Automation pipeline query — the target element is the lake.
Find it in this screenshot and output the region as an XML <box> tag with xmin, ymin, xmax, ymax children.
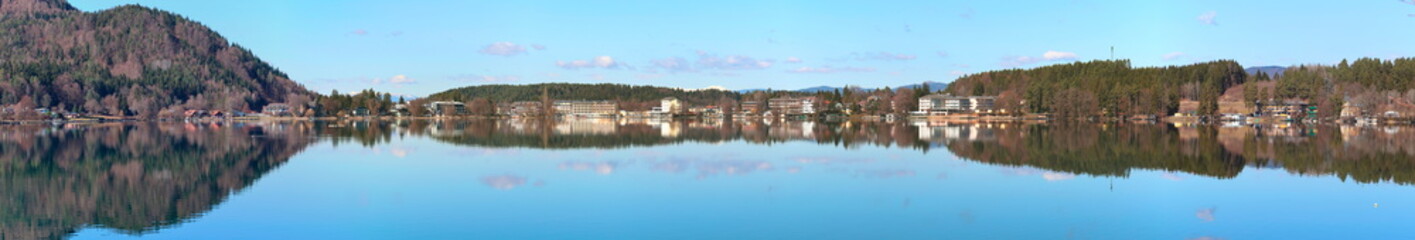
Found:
<box><xmin>3</xmin><ymin>119</ymin><xmax>1414</xmax><ymax>239</ymax></box>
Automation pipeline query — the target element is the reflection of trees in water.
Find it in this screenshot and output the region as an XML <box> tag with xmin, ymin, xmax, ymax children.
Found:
<box><xmin>945</xmin><ymin>123</ymin><xmax>1415</xmax><ymax>185</ymax></box>
<box><xmin>0</xmin><ymin>122</ymin><xmax>316</xmax><ymax>239</ymax></box>
<box><xmin>367</xmin><ymin>119</ymin><xmax>1415</xmax><ymax>185</ymax></box>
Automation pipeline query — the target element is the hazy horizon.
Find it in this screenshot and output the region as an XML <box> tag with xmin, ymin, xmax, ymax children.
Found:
<box><xmin>66</xmin><ymin>0</ymin><xmax>1415</xmax><ymax>97</ymax></box>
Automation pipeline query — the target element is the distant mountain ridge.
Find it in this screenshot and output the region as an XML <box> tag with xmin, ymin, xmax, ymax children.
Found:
<box><xmin>0</xmin><ymin>0</ymin><xmax>313</xmax><ymax>118</ymax></box>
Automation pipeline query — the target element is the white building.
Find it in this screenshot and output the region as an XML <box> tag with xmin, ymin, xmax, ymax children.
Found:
<box><xmin>917</xmin><ymin>94</ymin><xmax>996</xmax><ymax>114</ymax></box>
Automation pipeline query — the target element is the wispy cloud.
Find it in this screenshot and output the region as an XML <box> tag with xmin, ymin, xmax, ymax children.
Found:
<box><xmin>936</xmin><ymin>51</ymin><xmax>950</xmax><ymax>58</ymax></box>
<box><xmin>999</xmin><ymin>56</ymin><xmax>1041</xmax><ymax>67</ymax></box>
<box><xmin>785</xmin><ymin>57</ymin><xmax>803</xmax><ymax>63</ymax></box>
<box><xmin>1197</xmin><ymin>11</ymin><xmax>1218</xmax><ymax>25</ymax></box>
<box><xmin>696</xmin><ymin>52</ymin><xmax>774</xmax><ymax>70</ymax></box>
<box><xmin>531</xmin><ymin>44</ymin><xmax>547</xmax><ymax>51</ymax></box>
<box><xmin>651</xmin><ymin>57</ymin><xmax>693</xmax><ymax>72</ymax></box>
<box><xmin>650</xmin><ymin>52</ymin><xmax>775</xmax><ymax>73</ymax></box>
<box><xmin>787</xmin><ymin>66</ymin><xmax>876</xmax><ymax>74</ymax></box>
<box><xmin>349</xmin><ymin>29</ymin><xmax>369</xmax><ymax>36</ymax></box>
<box><xmin>370</xmin><ymin>75</ymin><xmax>416</xmax><ymax>85</ymax></box>
<box><xmin>480</xmin><ymin>42</ymin><xmax>529</xmax><ymax>56</ymax></box>
<box><xmin>999</xmin><ymin>51</ymin><xmax>1078</xmax><ymax>67</ymax></box>
<box><xmin>1162</xmin><ymin>52</ymin><xmax>1188</xmax><ymax>61</ymax></box>
<box><xmin>853</xmin><ymin>52</ymin><xmax>917</xmax><ymax>61</ymax></box>
<box><xmin>556</xmin><ymin>56</ymin><xmax>624</xmax><ymax>70</ymax></box>
<box><xmin>449</xmin><ymin>74</ymin><xmax>521</xmax><ymax>83</ymax></box>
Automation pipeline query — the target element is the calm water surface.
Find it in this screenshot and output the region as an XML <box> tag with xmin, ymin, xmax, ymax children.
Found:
<box><xmin>3</xmin><ymin>119</ymin><xmax>1415</xmax><ymax>239</ymax></box>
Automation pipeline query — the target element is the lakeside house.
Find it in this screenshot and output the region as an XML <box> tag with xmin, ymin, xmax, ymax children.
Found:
<box><xmin>263</xmin><ymin>103</ymin><xmax>293</xmax><ymax>117</ymax></box>
<box><xmin>769</xmin><ymin>97</ymin><xmax>818</xmax><ymax>116</ymax></box>
<box><xmin>501</xmin><ymin>101</ymin><xmax>544</xmax><ymax>117</ymax></box>
<box><xmin>1260</xmin><ymin>100</ymin><xmax>1312</xmax><ymax>120</ymax></box>
<box><xmin>1174</xmin><ymin>100</ymin><xmax>1200</xmax><ymax>117</ymax></box>
<box><xmin>554</xmin><ymin>100</ymin><xmax>618</xmax><ymax>118</ymax></box>
<box><xmin>428</xmin><ymin>101</ymin><xmax>467</xmax><ymax>117</ymax></box>
<box><xmin>740</xmin><ymin>101</ymin><xmax>763</xmax><ymax>115</ymax></box>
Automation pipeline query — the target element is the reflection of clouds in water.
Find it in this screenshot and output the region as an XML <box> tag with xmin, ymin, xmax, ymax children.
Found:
<box><xmin>792</xmin><ymin>156</ymin><xmax>875</xmax><ymax>165</ymax></box>
<box><xmin>389</xmin><ymin>146</ymin><xmax>413</xmax><ymax>158</ymax></box>
<box><xmin>480</xmin><ymin>175</ymin><xmax>528</xmax><ymax>190</ymax></box>
<box><xmin>1188</xmin><ymin>237</ymin><xmax>1225</xmax><ymax>240</ymax></box>
<box><xmin>958</xmin><ymin>210</ymin><xmax>975</xmax><ymax>224</ymax></box>
<box><xmin>786</xmin><ymin>166</ymin><xmax>802</xmax><ymax>174</ymax></box>
<box><xmin>650</xmin><ymin>157</ymin><xmax>774</xmax><ymax>178</ymax></box>
<box><xmin>1195</xmin><ymin>207</ymin><xmax>1216</xmax><ymax>222</ymax></box>
<box><xmin>1002</xmin><ymin>167</ymin><xmax>1077</xmax><ymax>181</ymax></box>
<box><xmin>696</xmin><ymin>160</ymin><xmax>773</xmax><ymax>178</ymax></box>
<box><xmin>936</xmin><ymin>172</ymin><xmax>948</xmax><ymax>179</ymax></box>
<box><xmin>1042</xmin><ymin>172</ymin><xmax>1075</xmax><ymax>181</ymax></box>
<box><xmin>449</xmin><ymin>148</ymin><xmax>522</xmax><ymax>157</ymax></box>
<box><xmin>1162</xmin><ymin>172</ymin><xmax>1185</xmax><ymax>181</ymax></box>
<box><xmin>854</xmin><ymin>169</ymin><xmax>916</xmax><ymax>178</ymax></box>
<box><xmin>635</xmin><ymin>150</ymin><xmax>666</xmax><ymax>160</ymax></box>
<box><xmin>559</xmin><ymin>161</ymin><xmax>621</xmax><ymax>175</ymax></box>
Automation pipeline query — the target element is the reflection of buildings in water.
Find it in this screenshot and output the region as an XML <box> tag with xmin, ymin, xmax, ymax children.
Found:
<box><xmin>767</xmin><ymin>120</ymin><xmax>816</xmax><ymax>139</ymax></box>
<box><xmin>555</xmin><ymin>118</ymin><xmax>617</xmax><ymax>135</ymax></box>
<box><xmin>913</xmin><ymin>121</ymin><xmax>997</xmax><ymax>142</ymax></box>
<box><xmin>425</xmin><ymin>119</ymin><xmax>466</xmax><ymax>137</ymax></box>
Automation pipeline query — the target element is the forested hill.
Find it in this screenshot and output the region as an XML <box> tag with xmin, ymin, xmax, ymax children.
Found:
<box><xmin>428</xmin><ymin>83</ymin><xmax>741</xmax><ymax>107</ymax></box>
<box><xmin>0</xmin><ymin>0</ymin><xmax>313</xmax><ymax>118</ymax></box>
<box><xmin>944</xmin><ymin>60</ymin><xmax>1247</xmax><ymax>117</ymax></box>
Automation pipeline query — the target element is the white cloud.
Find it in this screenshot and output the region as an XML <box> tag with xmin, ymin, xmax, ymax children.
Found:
<box><xmin>1162</xmin><ymin>52</ymin><xmax>1188</xmax><ymax>61</ymax></box>
<box><xmin>787</xmin><ymin>66</ymin><xmax>876</xmax><ymax>74</ymax></box>
<box><xmin>999</xmin><ymin>51</ymin><xmax>1078</xmax><ymax>67</ymax></box>
<box><xmin>1043</xmin><ymin>51</ymin><xmax>1078</xmax><ymax>61</ymax></box>
<box><xmin>350</xmin><ymin>29</ymin><xmax>368</xmax><ymax>36</ymax></box>
<box><xmin>556</xmin><ymin>56</ymin><xmax>623</xmax><ymax>70</ymax></box>
<box><xmin>785</xmin><ymin>57</ymin><xmax>802</xmax><ymax>63</ymax></box>
<box><xmin>388</xmin><ymin>75</ymin><xmax>414</xmax><ymax>84</ymax></box>
<box><xmin>531</xmin><ymin>44</ymin><xmax>547</xmax><ymax>50</ymax></box>
<box><xmin>480</xmin><ymin>42</ymin><xmax>528</xmax><ymax>56</ymax></box>
<box><xmin>1197</xmin><ymin>11</ymin><xmax>1218</xmax><ymax>25</ymax></box>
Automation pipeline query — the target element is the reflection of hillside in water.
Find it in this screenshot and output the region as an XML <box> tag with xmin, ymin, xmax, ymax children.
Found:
<box><xmin>936</xmin><ymin>122</ymin><xmax>1415</xmax><ymax>185</ymax></box>
<box><xmin>0</xmin><ymin>122</ymin><xmax>317</xmax><ymax>239</ymax></box>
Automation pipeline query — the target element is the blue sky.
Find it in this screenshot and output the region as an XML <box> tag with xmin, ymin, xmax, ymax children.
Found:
<box><xmin>69</xmin><ymin>0</ymin><xmax>1415</xmax><ymax>97</ymax></box>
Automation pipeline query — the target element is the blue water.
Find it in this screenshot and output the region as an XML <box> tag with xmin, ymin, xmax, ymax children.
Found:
<box><xmin>60</xmin><ymin>123</ymin><xmax>1415</xmax><ymax>239</ymax></box>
